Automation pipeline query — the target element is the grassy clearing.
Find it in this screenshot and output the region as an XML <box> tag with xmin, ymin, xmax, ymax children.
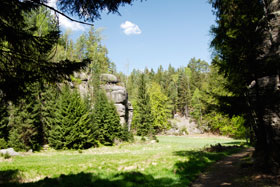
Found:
<box><xmin>0</xmin><ymin>135</ymin><xmax>244</xmax><ymax>186</ymax></box>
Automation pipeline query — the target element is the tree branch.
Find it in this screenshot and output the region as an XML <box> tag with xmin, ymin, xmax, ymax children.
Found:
<box><xmin>30</xmin><ymin>0</ymin><xmax>94</xmax><ymax>26</ymax></box>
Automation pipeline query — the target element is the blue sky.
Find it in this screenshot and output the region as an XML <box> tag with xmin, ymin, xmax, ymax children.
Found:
<box><xmin>49</xmin><ymin>0</ymin><xmax>216</xmax><ymax>73</ymax></box>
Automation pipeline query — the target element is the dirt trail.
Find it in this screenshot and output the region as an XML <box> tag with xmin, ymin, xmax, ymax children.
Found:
<box><xmin>191</xmin><ymin>148</ymin><xmax>254</xmax><ymax>187</ymax></box>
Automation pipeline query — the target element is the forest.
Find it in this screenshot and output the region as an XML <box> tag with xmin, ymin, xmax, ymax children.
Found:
<box><xmin>0</xmin><ymin>0</ymin><xmax>280</xmax><ymax>185</ymax></box>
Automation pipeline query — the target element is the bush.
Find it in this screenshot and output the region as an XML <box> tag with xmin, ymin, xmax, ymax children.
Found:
<box><xmin>2</xmin><ymin>152</ymin><xmax>11</xmax><ymax>159</ymax></box>
<box><xmin>0</xmin><ymin>138</ymin><xmax>7</xmax><ymax>149</ymax></box>
<box><xmin>206</xmin><ymin>112</ymin><xmax>249</xmax><ymax>139</ymax></box>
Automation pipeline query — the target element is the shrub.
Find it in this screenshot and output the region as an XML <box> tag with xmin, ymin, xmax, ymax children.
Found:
<box><xmin>0</xmin><ymin>138</ymin><xmax>7</xmax><ymax>149</ymax></box>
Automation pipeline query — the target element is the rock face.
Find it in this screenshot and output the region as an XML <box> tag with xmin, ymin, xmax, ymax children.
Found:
<box><xmin>73</xmin><ymin>71</ymin><xmax>92</xmax><ymax>97</ymax></box>
<box><xmin>259</xmin><ymin>0</ymin><xmax>280</xmax><ymax>61</ymax></box>
<box><xmin>71</xmin><ymin>71</ymin><xmax>133</xmax><ymax>130</ymax></box>
<box><xmin>101</xmin><ymin>74</ymin><xmax>133</xmax><ymax>129</ymax></box>
<box><xmin>167</xmin><ymin>115</ymin><xmax>203</xmax><ymax>135</ymax></box>
<box><xmin>248</xmin><ymin>75</ymin><xmax>280</xmax><ymax>172</ymax></box>
<box><xmin>0</xmin><ymin>148</ymin><xmax>20</xmax><ymax>156</ymax></box>
<box><xmin>248</xmin><ymin>0</ymin><xmax>280</xmax><ymax>173</ymax></box>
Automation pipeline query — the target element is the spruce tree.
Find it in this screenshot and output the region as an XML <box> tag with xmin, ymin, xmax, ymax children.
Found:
<box><xmin>49</xmin><ymin>86</ymin><xmax>91</xmax><ymax>149</ymax></box>
<box><xmin>191</xmin><ymin>88</ymin><xmax>203</xmax><ymax>125</ymax></box>
<box><xmin>148</xmin><ymin>82</ymin><xmax>171</xmax><ymax>133</ymax></box>
<box><xmin>133</xmin><ymin>74</ymin><xmax>154</xmax><ymax>137</ymax></box>
<box><xmin>8</xmin><ymin>84</ymin><xmax>43</xmax><ymax>151</ymax></box>
<box><xmin>0</xmin><ymin>100</ymin><xmax>9</xmax><ymax>149</ymax></box>
<box><xmin>91</xmin><ymin>91</ymin><xmax>122</xmax><ymax>146</ymax></box>
<box><xmin>177</xmin><ymin>70</ymin><xmax>189</xmax><ymax>115</ymax></box>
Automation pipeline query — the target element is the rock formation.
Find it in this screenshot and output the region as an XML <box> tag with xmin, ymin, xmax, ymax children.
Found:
<box><xmin>248</xmin><ymin>75</ymin><xmax>280</xmax><ymax>173</ymax></box>
<box><xmin>248</xmin><ymin>0</ymin><xmax>280</xmax><ymax>173</ymax></box>
<box><xmin>101</xmin><ymin>74</ymin><xmax>133</xmax><ymax>130</ymax></box>
<box><xmin>71</xmin><ymin>72</ymin><xmax>133</xmax><ymax>130</ymax></box>
<box><xmin>167</xmin><ymin>115</ymin><xmax>203</xmax><ymax>135</ymax></box>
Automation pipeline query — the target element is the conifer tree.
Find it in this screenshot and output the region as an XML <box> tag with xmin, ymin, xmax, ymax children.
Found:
<box><xmin>91</xmin><ymin>90</ymin><xmax>122</xmax><ymax>146</ymax></box>
<box><xmin>191</xmin><ymin>88</ymin><xmax>203</xmax><ymax>125</ymax></box>
<box><xmin>148</xmin><ymin>82</ymin><xmax>171</xmax><ymax>133</ymax></box>
<box><xmin>8</xmin><ymin>84</ymin><xmax>43</xmax><ymax>151</ymax></box>
<box><xmin>40</xmin><ymin>85</ymin><xmax>58</xmax><ymax>144</ymax></box>
<box><xmin>0</xmin><ymin>100</ymin><xmax>9</xmax><ymax>148</ymax></box>
<box><xmin>48</xmin><ymin>86</ymin><xmax>91</xmax><ymax>149</ymax></box>
<box><xmin>177</xmin><ymin>69</ymin><xmax>189</xmax><ymax>115</ymax></box>
<box><xmin>133</xmin><ymin>74</ymin><xmax>154</xmax><ymax>137</ymax></box>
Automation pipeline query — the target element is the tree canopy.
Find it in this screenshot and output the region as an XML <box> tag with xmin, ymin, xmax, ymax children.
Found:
<box><xmin>0</xmin><ymin>0</ymin><xmax>135</xmax><ymax>101</ymax></box>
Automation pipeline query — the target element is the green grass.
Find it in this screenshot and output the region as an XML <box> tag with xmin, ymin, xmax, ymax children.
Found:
<box><xmin>0</xmin><ymin>136</ymin><xmax>244</xmax><ymax>186</ymax></box>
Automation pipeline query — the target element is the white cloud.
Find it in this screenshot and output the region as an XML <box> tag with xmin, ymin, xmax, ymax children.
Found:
<box><xmin>120</xmin><ymin>21</ymin><xmax>142</xmax><ymax>35</ymax></box>
<box><xmin>47</xmin><ymin>0</ymin><xmax>85</xmax><ymax>31</ymax></box>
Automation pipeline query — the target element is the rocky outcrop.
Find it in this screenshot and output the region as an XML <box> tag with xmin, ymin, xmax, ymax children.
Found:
<box><xmin>166</xmin><ymin>115</ymin><xmax>203</xmax><ymax>135</ymax></box>
<box><xmin>248</xmin><ymin>0</ymin><xmax>280</xmax><ymax>173</ymax></box>
<box><xmin>259</xmin><ymin>0</ymin><xmax>280</xmax><ymax>61</ymax></box>
<box><xmin>72</xmin><ymin>71</ymin><xmax>92</xmax><ymax>97</ymax></box>
<box><xmin>0</xmin><ymin>148</ymin><xmax>20</xmax><ymax>156</ymax></box>
<box><xmin>71</xmin><ymin>71</ymin><xmax>133</xmax><ymax>130</ymax></box>
<box><xmin>101</xmin><ymin>74</ymin><xmax>133</xmax><ymax>129</ymax></box>
<box><xmin>248</xmin><ymin>75</ymin><xmax>280</xmax><ymax>173</ymax></box>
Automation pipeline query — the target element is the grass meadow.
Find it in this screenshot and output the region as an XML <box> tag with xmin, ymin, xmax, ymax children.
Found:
<box><xmin>0</xmin><ymin>135</ymin><xmax>243</xmax><ymax>186</ymax></box>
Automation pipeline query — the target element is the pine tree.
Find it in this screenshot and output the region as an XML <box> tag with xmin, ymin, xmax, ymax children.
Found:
<box><xmin>91</xmin><ymin>91</ymin><xmax>122</xmax><ymax>146</ymax></box>
<box><xmin>133</xmin><ymin>74</ymin><xmax>154</xmax><ymax>137</ymax></box>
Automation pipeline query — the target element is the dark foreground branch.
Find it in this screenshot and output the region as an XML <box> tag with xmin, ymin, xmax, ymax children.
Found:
<box><xmin>30</xmin><ymin>0</ymin><xmax>94</xmax><ymax>26</ymax></box>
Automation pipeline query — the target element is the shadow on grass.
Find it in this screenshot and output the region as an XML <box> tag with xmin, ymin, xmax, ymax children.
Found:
<box><xmin>173</xmin><ymin>146</ymin><xmax>243</xmax><ymax>184</ymax></box>
<box><xmin>0</xmin><ymin>169</ymin><xmax>20</xmax><ymax>184</ymax></box>
<box><xmin>222</xmin><ymin>141</ymin><xmax>244</xmax><ymax>145</ymax></box>
<box><xmin>3</xmin><ymin>172</ymin><xmax>174</xmax><ymax>187</ymax></box>
<box><xmin>1</xmin><ymin>147</ymin><xmax>243</xmax><ymax>187</ymax></box>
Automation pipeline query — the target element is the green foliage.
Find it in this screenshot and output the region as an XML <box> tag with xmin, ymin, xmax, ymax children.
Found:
<box><xmin>0</xmin><ymin>1</ymin><xmax>89</xmax><ymax>102</ymax></box>
<box><xmin>205</xmin><ymin>113</ymin><xmax>248</xmax><ymax>139</ymax></box>
<box><xmin>133</xmin><ymin>74</ymin><xmax>155</xmax><ymax>137</ymax></box>
<box><xmin>8</xmin><ymin>84</ymin><xmax>43</xmax><ymax>151</ymax></box>
<box><xmin>148</xmin><ymin>82</ymin><xmax>171</xmax><ymax>132</ymax></box>
<box><xmin>40</xmin><ymin>85</ymin><xmax>58</xmax><ymax>144</ymax></box>
<box><xmin>48</xmin><ymin>86</ymin><xmax>91</xmax><ymax>149</ymax></box>
<box><xmin>0</xmin><ymin>152</ymin><xmax>11</xmax><ymax>159</ymax></box>
<box><xmin>91</xmin><ymin>91</ymin><xmax>123</xmax><ymax>146</ymax></box>
<box><xmin>177</xmin><ymin>69</ymin><xmax>190</xmax><ymax>115</ymax></box>
<box><xmin>0</xmin><ymin>100</ymin><xmax>9</xmax><ymax>142</ymax></box>
<box><xmin>0</xmin><ymin>138</ymin><xmax>8</xmax><ymax>149</ymax></box>
<box><xmin>191</xmin><ymin>88</ymin><xmax>203</xmax><ymax>125</ymax></box>
<box><xmin>210</xmin><ymin>0</ymin><xmax>265</xmax><ymax>96</ymax></box>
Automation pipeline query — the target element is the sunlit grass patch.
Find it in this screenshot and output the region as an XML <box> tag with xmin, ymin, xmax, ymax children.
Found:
<box><xmin>0</xmin><ymin>135</ymin><xmax>244</xmax><ymax>186</ymax></box>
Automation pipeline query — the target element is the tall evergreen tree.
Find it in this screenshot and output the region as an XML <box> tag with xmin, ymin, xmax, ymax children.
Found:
<box><xmin>133</xmin><ymin>74</ymin><xmax>154</xmax><ymax>137</ymax></box>
<box><xmin>0</xmin><ymin>99</ymin><xmax>9</xmax><ymax>148</ymax></box>
<box><xmin>177</xmin><ymin>69</ymin><xmax>189</xmax><ymax>115</ymax></box>
<box><xmin>191</xmin><ymin>88</ymin><xmax>203</xmax><ymax>125</ymax></box>
<box><xmin>91</xmin><ymin>91</ymin><xmax>122</xmax><ymax>146</ymax></box>
<box><xmin>8</xmin><ymin>84</ymin><xmax>43</xmax><ymax>151</ymax></box>
<box><xmin>48</xmin><ymin>86</ymin><xmax>91</xmax><ymax>149</ymax></box>
<box><xmin>40</xmin><ymin>85</ymin><xmax>58</xmax><ymax>144</ymax></box>
<box><xmin>148</xmin><ymin>82</ymin><xmax>171</xmax><ymax>132</ymax></box>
